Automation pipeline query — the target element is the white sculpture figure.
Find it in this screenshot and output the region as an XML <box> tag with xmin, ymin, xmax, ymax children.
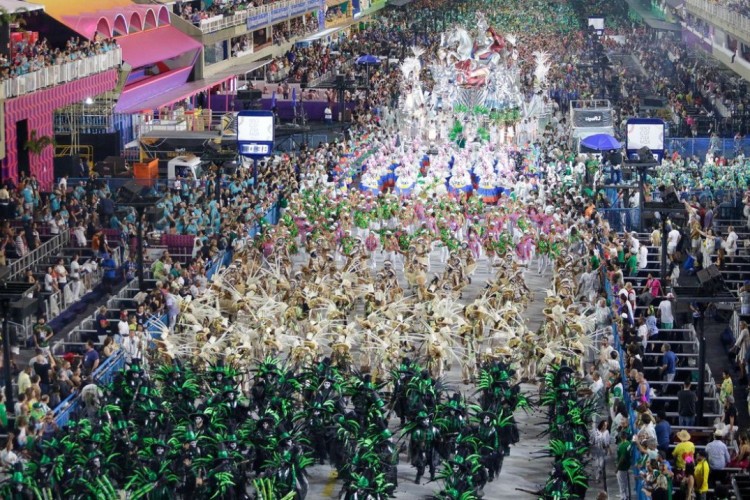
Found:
<box><xmin>401</xmin><ymin>47</ymin><xmax>426</xmax><ymax>115</ymax></box>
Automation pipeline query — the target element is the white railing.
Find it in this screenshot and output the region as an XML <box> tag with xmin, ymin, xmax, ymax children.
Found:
<box><xmin>198</xmin><ymin>0</ymin><xmax>309</xmax><ymax>34</ymax></box>
<box><xmin>8</xmin><ymin>231</ymin><xmax>71</xmax><ymax>280</ymax></box>
<box><xmin>3</xmin><ymin>47</ymin><xmax>122</xmax><ymax>99</ymax></box>
<box><xmin>686</xmin><ymin>0</ymin><xmax>750</xmax><ymax>38</ymax></box>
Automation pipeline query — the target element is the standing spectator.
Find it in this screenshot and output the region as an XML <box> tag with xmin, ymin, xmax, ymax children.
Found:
<box><xmin>667</xmin><ymin>225</ymin><xmax>681</xmax><ymax>256</ymax></box>
<box><xmin>694</xmin><ymin>451</ymin><xmax>710</xmax><ymax>500</ymax></box>
<box><xmin>658</xmin><ymin>293</ymin><xmax>674</xmax><ymax>330</ymax></box>
<box><xmin>635</xmin><ymin>371</ymin><xmax>651</xmax><ymax>407</ymax></box>
<box><xmin>32</xmin><ymin>317</ymin><xmax>53</xmax><ymax>355</ymax></box>
<box><xmin>659</xmin><ymin>343</ymin><xmax>677</xmax><ymax>384</ymax></box>
<box><xmin>637</xmin><ymin>243</ymin><xmax>648</xmax><ymax>271</ymax></box>
<box><xmin>30</xmin><ymin>349</ymin><xmax>53</xmax><ymax>395</ymax></box>
<box><xmin>94</xmin><ymin>306</ymin><xmax>108</xmax><ymax>344</ymax></box>
<box><xmin>121</xmin><ymin>329</ymin><xmax>143</xmax><ymax>367</ymax></box>
<box><xmin>654</xmin><ymin>412</ymin><xmax>671</xmax><ymax>455</ymax></box>
<box><xmin>730</xmin><ymin>320</ymin><xmax>750</xmax><ymax>382</ymax></box>
<box><xmin>723</xmin><ymin>395</ymin><xmax>738</xmax><ymax>437</ymax></box>
<box><xmin>616</xmin><ymin>431</ymin><xmax>632</xmax><ymax>500</ymax></box>
<box><xmin>739</xmin><ymin>280</ymin><xmax>750</xmax><ymax>315</ymax></box>
<box><xmin>324</xmin><ymin>104</ymin><xmax>333</xmax><ymax>124</ymax></box>
<box><xmin>690</xmin><ymin>301</ymin><xmax>704</xmax><ymax>335</ymax></box>
<box><xmin>43</xmin><ymin>266</ymin><xmax>58</xmax><ymax>294</ymax></box>
<box><xmin>724</xmin><ymin>225</ymin><xmax>738</xmax><ymax>256</ymax></box>
<box><xmin>678</xmin><ymin>380</ymin><xmax>697</xmax><ymax>426</ymax></box>
<box><xmin>16</xmin><ymin>366</ymin><xmax>32</xmax><ymax>398</ymax></box>
<box><xmin>672</xmin><ymin>429</ymin><xmax>695</xmax><ymax>471</ymax></box>
<box><xmin>591</xmin><ymin>419</ymin><xmax>610</xmax><ymax>484</ymax></box>
<box><xmin>718</xmin><ymin>370</ymin><xmax>734</xmax><ymax>407</ymax></box>
<box><xmin>82</xmin><ymin>341</ymin><xmax>99</xmax><ymax>376</ymax></box>
<box><xmin>69</xmin><ymin>254</ymin><xmax>81</xmax><ymax>302</ymax></box>
<box><xmin>705</xmin><ymin>431</ymin><xmax>731</xmax><ymax>486</ymax></box>
<box><xmin>165</xmin><ymin>292</ymin><xmax>179</xmax><ymax>331</ymax></box>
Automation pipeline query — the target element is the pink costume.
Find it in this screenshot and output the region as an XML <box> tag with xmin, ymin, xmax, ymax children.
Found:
<box><xmin>516</xmin><ymin>235</ymin><xmax>534</xmax><ymax>262</ymax></box>
<box><xmin>365</xmin><ymin>232</ymin><xmax>379</xmax><ymax>253</ymax></box>
<box><xmin>468</xmin><ymin>233</ymin><xmax>481</xmax><ymax>260</ymax></box>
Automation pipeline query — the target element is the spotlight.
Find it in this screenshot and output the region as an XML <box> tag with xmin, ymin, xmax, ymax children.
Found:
<box><xmin>84</xmin><ymin>97</ymin><xmax>94</xmax><ymax>105</ymax></box>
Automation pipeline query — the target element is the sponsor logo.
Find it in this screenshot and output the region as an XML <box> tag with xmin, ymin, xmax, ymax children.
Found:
<box><xmin>584</xmin><ymin>115</ymin><xmax>602</xmax><ymax>122</ymax></box>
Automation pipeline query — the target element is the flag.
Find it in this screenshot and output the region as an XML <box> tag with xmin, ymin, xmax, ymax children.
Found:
<box><xmin>271</xmin><ymin>91</ymin><xmax>277</xmax><ymax>108</ymax></box>
<box><xmin>292</xmin><ymin>87</ymin><xmax>297</xmax><ymax>106</ymax></box>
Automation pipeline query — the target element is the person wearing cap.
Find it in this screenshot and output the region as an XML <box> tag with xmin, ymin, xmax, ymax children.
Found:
<box><xmin>658</xmin><ymin>293</ymin><xmax>674</xmax><ymax>330</ymax></box>
<box><xmin>672</xmin><ymin>429</ymin><xmax>695</xmax><ymax>471</ymax></box>
<box><xmin>705</xmin><ymin>431</ymin><xmax>730</xmax><ymax>484</ymax></box>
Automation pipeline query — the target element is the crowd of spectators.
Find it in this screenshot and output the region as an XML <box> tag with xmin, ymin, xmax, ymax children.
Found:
<box><xmin>0</xmin><ymin>35</ymin><xmax>118</xmax><ymax>80</ymax></box>
<box><xmin>721</xmin><ymin>0</ymin><xmax>750</xmax><ymax>19</ymax></box>
<box><xmin>272</xmin><ymin>17</ymin><xmax>319</xmax><ymax>46</ymax></box>
<box><xmin>178</xmin><ymin>0</ymin><xmax>288</xmax><ymax>26</ymax></box>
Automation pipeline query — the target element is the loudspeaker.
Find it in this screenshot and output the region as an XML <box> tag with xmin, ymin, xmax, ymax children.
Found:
<box><xmin>706</xmin><ymin>264</ymin><xmax>722</xmax><ymax>280</ymax></box>
<box><xmin>106</xmin><ymin>156</ymin><xmax>128</xmax><ymax>176</ymax></box>
<box><xmin>119</xmin><ymin>181</ymin><xmax>144</xmax><ymax>203</ymax></box>
<box><xmin>697</xmin><ymin>265</ymin><xmax>724</xmax><ymax>293</ymax></box>
<box><xmin>643</xmin><ymin>96</ymin><xmax>664</xmax><ymax>107</ymax></box>
<box><xmin>10</xmin><ymin>297</ymin><xmax>37</xmax><ymax>323</ymax></box>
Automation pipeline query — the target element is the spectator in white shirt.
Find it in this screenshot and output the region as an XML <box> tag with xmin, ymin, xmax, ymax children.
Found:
<box><xmin>659</xmin><ymin>293</ymin><xmax>675</xmax><ymax>329</ymax></box>
<box><xmin>667</xmin><ymin>227</ymin><xmax>681</xmax><ymax>256</ymax></box>
<box><xmin>48</xmin><ymin>216</ymin><xmax>59</xmax><ymax>235</ymax></box>
<box><xmin>121</xmin><ymin>329</ymin><xmax>143</xmax><ymax>365</ymax></box>
<box><xmin>54</xmin><ymin>258</ymin><xmax>68</xmax><ymax>289</ymax></box>
<box><xmin>638</xmin><ymin>245</ymin><xmax>649</xmax><ymax>270</ymax></box>
<box><xmin>117</xmin><ymin>316</ymin><xmax>130</xmax><ymax>339</ymax></box>
<box><xmin>69</xmin><ymin>254</ymin><xmax>81</xmax><ymax>293</ymax></box>
<box><xmin>629</xmin><ymin>231</ymin><xmax>641</xmax><ymax>255</ymax></box>
<box><xmin>73</xmin><ymin>224</ymin><xmax>87</xmax><ymax>247</ymax></box>
<box><xmin>724</xmin><ymin>225</ymin><xmax>738</xmax><ymax>256</ymax></box>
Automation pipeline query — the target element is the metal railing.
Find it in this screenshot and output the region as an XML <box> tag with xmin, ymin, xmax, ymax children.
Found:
<box><xmin>8</xmin><ymin>231</ymin><xmax>70</xmax><ymax>280</ymax></box>
<box><xmin>198</xmin><ymin>0</ymin><xmax>311</xmax><ymax>34</ymax></box>
<box><xmin>3</xmin><ymin>48</ymin><xmax>122</xmax><ymax>99</ymax></box>
<box><xmin>53</xmin><ymin>350</ymin><xmax>126</xmax><ymax>428</ymax></box>
<box><xmin>305</xmin><ymin>58</ymin><xmax>355</xmax><ymax>87</ymax></box>
<box><xmin>598</xmin><ymin>207</ymin><xmax>642</xmax><ymax>233</ymax></box>
<box><xmin>686</xmin><ymin>0</ymin><xmax>750</xmax><ymax>38</ymax></box>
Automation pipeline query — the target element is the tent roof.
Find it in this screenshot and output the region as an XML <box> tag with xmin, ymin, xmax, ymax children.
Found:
<box><xmin>116</xmin><ymin>74</ymin><xmax>234</xmax><ymax>113</ymax></box>
<box><xmin>116</xmin><ymin>25</ymin><xmax>202</xmax><ymax>69</ymax></box>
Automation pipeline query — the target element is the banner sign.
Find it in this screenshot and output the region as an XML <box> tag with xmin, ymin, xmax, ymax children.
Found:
<box><xmin>270</xmin><ymin>5</ymin><xmax>290</xmax><ymax>23</ymax></box>
<box><xmin>247</xmin><ymin>12</ymin><xmax>270</xmax><ymax>31</ymax></box>
<box><xmin>572</xmin><ymin>109</ymin><xmax>613</xmax><ymax>128</ymax></box>
<box><xmin>291</xmin><ymin>2</ymin><xmax>308</xmax><ymax>16</ymax></box>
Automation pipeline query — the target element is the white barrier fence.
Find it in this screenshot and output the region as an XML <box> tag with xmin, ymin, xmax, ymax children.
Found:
<box><xmin>3</xmin><ymin>48</ymin><xmax>122</xmax><ymax>99</ymax></box>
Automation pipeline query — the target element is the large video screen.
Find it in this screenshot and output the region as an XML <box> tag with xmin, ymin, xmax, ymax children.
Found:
<box><xmin>237</xmin><ymin>114</ymin><xmax>274</xmax><ymax>143</ymax></box>
<box><xmin>626</xmin><ymin>122</ymin><xmax>665</xmax><ymax>151</ymax></box>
